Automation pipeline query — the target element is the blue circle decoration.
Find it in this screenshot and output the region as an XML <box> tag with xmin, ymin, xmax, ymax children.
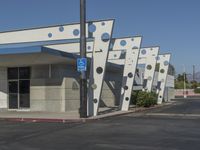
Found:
<box><xmin>164</xmin><ymin>61</ymin><xmax>169</xmax><ymax>66</ymax></box>
<box><xmin>48</xmin><ymin>33</ymin><xmax>52</xmax><ymax>38</ymax></box>
<box><xmin>120</xmin><ymin>40</ymin><xmax>127</xmax><ymax>47</ymax></box>
<box><xmin>88</xmin><ymin>24</ymin><xmax>96</xmax><ymax>33</ymax></box>
<box><xmin>73</xmin><ymin>29</ymin><xmax>80</xmax><ymax>36</ymax></box>
<box><xmin>59</xmin><ymin>26</ymin><xmax>64</xmax><ymax>32</ymax></box>
<box><xmin>101</xmin><ymin>32</ymin><xmax>110</xmax><ymax>42</ymax></box>
<box><xmin>141</xmin><ymin>49</ymin><xmax>146</xmax><ymax>55</ymax></box>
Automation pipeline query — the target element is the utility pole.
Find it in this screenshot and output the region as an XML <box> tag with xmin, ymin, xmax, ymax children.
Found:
<box><xmin>193</xmin><ymin>65</ymin><xmax>195</xmax><ymax>81</ymax></box>
<box><xmin>183</xmin><ymin>65</ymin><xmax>187</xmax><ymax>98</ymax></box>
<box><xmin>80</xmin><ymin>0</ymin><xmax>87</xmax><ymax>118</ymax></box>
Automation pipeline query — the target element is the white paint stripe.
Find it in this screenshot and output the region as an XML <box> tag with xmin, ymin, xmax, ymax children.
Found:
<box><xmin>145</xmin><ymin>113</ymin><xmax>200</xmax><ymax>117</ymax></box>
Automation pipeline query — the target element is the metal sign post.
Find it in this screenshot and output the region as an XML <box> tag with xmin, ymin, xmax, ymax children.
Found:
<box><xmin>79</xmin><ymin>0</ymin><xmax>87</xmax><ymax>118</ymax></box>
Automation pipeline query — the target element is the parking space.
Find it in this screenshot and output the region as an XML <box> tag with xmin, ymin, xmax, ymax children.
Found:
<box><xmin>0</xmin><ymin>99</ymin><xmax>200</xmax><ymax>150</ymax></box>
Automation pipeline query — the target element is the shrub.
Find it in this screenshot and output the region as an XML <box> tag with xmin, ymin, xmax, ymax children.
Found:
<box><xmin>131</xmin><ymin>91</ymin><xmax>139</xmax><ymax>105</ymax></box>
<box><xmin>131</xmin><ymin>91</ymin><xmax>157</xmax><ymax>107</ymax></box>
<box><xmin>194</xmin><ymin>88</ymin><xmax>200</xmax><ymax>93</ymax></box>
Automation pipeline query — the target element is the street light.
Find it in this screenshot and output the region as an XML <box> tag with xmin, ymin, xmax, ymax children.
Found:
<box><xmin>183</xmin><ymin>64</ymin><xmax>187</xmax><ymax>98</ymax></box>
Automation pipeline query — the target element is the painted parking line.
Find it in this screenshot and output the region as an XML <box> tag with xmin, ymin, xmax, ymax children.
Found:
<box><xmin>144</xmin><ymin>113</ymin><xmax>200</xmax><ymax>118</ymax></box>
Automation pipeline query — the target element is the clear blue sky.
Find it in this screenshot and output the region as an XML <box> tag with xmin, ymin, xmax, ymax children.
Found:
<box><xmin>0</xmin><ymin>0</ymin><xmax>199</xmax><ymax>74</ymax></box>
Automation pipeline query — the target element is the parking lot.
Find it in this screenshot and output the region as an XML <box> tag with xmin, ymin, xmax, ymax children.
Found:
<box><xmin>0</xmin><ymin>99</ymin><xmax>200</xmax><ymax>150</ymax></box>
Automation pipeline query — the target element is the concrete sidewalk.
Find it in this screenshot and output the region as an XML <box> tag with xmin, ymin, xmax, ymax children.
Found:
<box><xmin>0</xmin><ymin>110</ymin><xmax>81</xmax><ymax>122</ymax></box>
<box><xmin>0</xmin><ymin>102</ymin><xmax>174</xmax><ymax>123</ymax></box>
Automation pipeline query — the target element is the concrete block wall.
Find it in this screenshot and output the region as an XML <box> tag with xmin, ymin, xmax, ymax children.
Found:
<box><xmin>152</xmin><ymin>72</ymin><xmax>175</xmax><ymax>101</ymax></box>
<box><xmin>0</xmin><ymin>63</ymin><xmax>120</xmax><ymax>112</ymax></box>
<box><xmin>0</xmin><ymin>64</ymin><xmax>119</xmax><ymax>112</ymax></box>
<box><xmin>52</xmin><ymin>64</ymin><xmax>80</xmax><ymax>112</ymax></box>
<box><xmin>0</xmin><ymin>67</ymin><xmax>7</xmax><ymax>109</ymax></box>
<box><xmin>101</xmin><ymin>71</ymin><xmax>122</xmax><ymax>107</ymax></box>
<box><xmin>30</xmin><ymin>64</ymin><xmax>80</xmax><ymax>112</ymax></box>
<box><xmin>30</xmin><ymin>80</ymin><xmax>63</xmax><ymax>112</ymax></box>
<box><xmin>62</xmin><ymin>78</ymin><xmax>80</xmax><ymax>112</ymax></box>
<box><xmin>164</xmin><ymin>87</ymin><xmax>175</xmax><ymax>101</ymax></box>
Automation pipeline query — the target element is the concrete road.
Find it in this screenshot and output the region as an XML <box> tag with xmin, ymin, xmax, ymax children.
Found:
<box><xmin>0</xmin><ymin>99</ymin><xmax>200</xmax><ymax>150</ymax></box>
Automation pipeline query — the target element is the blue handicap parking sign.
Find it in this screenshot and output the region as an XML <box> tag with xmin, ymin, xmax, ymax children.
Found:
<box><xmin>77</xmin><ymin>58</ymin><xmax>87</xmax><ymax>72</ymax></box>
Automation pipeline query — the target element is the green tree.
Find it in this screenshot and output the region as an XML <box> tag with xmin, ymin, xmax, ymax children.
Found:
<box><xmin>191</xmin><ymin>80</ymin><xmax>198</xmax><ymax>89</ymax></box>
<box><xmin>176</xmin><ymin>73</ymin><xmax>188</xmax><ymax>83</ymax></box>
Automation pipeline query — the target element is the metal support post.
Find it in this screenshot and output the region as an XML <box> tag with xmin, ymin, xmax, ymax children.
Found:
<box><xmin>80</xmin><ymin>0</ymin><xmax>87</xmax><ymax>118</ymax></box>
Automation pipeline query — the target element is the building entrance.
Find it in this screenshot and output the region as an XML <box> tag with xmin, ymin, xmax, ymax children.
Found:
<box><xmin>8</xmin><ymin>67</ymin><xmax>30</xmax><ymax>109</ymax></box>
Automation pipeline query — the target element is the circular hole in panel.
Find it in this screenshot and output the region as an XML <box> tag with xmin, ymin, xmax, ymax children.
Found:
<box><xmin>87</xmin><ymin>46</ymin><xmax>91</xmax><ymax>50</ymax></box>
<box><xmin>124</xmin><ymin>86</ymin><xmax>128</xmax><ymax>90</ymax></box>
<box><xmin>125</xmin><ymin>97</ymin><xmax>129</xmax><ymax>101</ymax></box>
<box><xmin>164</xmin><ymin>61</ymin><xmax>169</xmax><ymax>66</ymax></box>
<box><xmin>141</xmin><ymin>49</ymin><xmax>146</xmax><ymax>55</ymax></box>
<box><xmin>120</xmin><ymin>40</ymin><xmax>127</xmax><ymax>47</ymax></box>
<box><xmin>114</xmin><ymin>54</ymin><xmax>117</xmax><ymax>57</ymax></box>
<box><xmin>48</xmin><ymin>33</ymin><xmax>52</xmax><ymax>38</ymax></box>
<box><xmin>88</xmin><ymin>24</ymin><xmax>96</xmax><ymax>33</ymax></box>
<box><xmin>128</xmin><ymin>72</ymin><xmax>133</xmax><ymax>78</ymax></box>
<box><xmin>156</xmin><ymin>56</ymin><xmax>160</xmax><ymax>61</ymax></box>
<box><xmin>101</xmin><ymin>22</ymin><xmax>105</xmax><ymax>26</ymax></box>
<box><xmin>146</xmin><ymin>65</ymin><xmax>152</xmax><ymax>70</ymax></box>
<box><xmin>96</xmin><ymin>67</ymin><xmax>103</xmax><ymax>74</ymax></box>
<box><xmin>101</xmin><ymin>33</ymin><xmax>110</xmax><ymax>42</ymax></box>
<box><xmin>148</xmin><ymin>76</ymin><xmax>152</xmax><ymax>80</ymax></box>
<box><xmin>91</xmin><ymin>84</ymin><xmax>97</xmax><ymax>89</ymax></box>
<box><xmin>59</xmin><ymin>26</ymin><xmax>64</xmax><ymax>32</ymax></box>
<box><xmin>159</xmin><ymin>96</ymin><xmax>162</xmax><ymax>98</ymax></box>
<box><xmin>93</xmin><ymin>99</ymin><xmax>98</xmax><ymax>103</ymax></box>
<box><xmin>131</xmin><ymin>38</ymin><xmax>134</xmax><ymax>41</ymax></box>
<box><xmin>160</xmin><ymin>69</ymin><xmax>165</xmax><ymax>73</ymax></box>
<box><xmin>73</xmin><ymin>29</ymin><xmax>80</xmax><ymax>36</ymax></box>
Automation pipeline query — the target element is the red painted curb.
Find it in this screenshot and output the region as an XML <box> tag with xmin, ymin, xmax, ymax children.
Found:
<box><xmin>0</xmin><ymin>103</ymin><xmax>172</xmax><ymax>123</ymax></box>
<box><xmin>0</xmin><ymin>118</ymin><xmax>86</xmax><ymax>123</ymax></box>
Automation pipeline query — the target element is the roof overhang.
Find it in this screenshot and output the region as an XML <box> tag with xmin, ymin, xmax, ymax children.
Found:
<box><xmin>0</xmin><ymin>46</ymin><xmax>76</xmax><ymax>67</ymax></box>
<box><xmin>0</xmin><ymin>46</ymin><xmax>123</xmax><ymax>71</ymax></box>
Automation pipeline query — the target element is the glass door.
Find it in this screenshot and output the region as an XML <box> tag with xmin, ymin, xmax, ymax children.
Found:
<box><xmin>8</xmin><ymin>81</ymin><xmax>18</xmax><ymax>109</ymax></box>
<box><xmin>19</xmin><ymin>80</ymin><xmax>30</xmax><ymax>108</ymax></box>
<box><xmin>8</xmin><ymin>67</ymin><xmax>30</xmax><ymax>109</ymax></box>
<box><xmin>19</xmin><ymin>67</ymin><xmax>30</xmax><ymax>108</ymax></box>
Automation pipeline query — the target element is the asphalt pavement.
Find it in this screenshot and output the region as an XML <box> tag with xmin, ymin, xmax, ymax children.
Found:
<box><xmin>0</xmin><ymin>98</ymin><xmax>200</xmax><ymax>150</ymax></box>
